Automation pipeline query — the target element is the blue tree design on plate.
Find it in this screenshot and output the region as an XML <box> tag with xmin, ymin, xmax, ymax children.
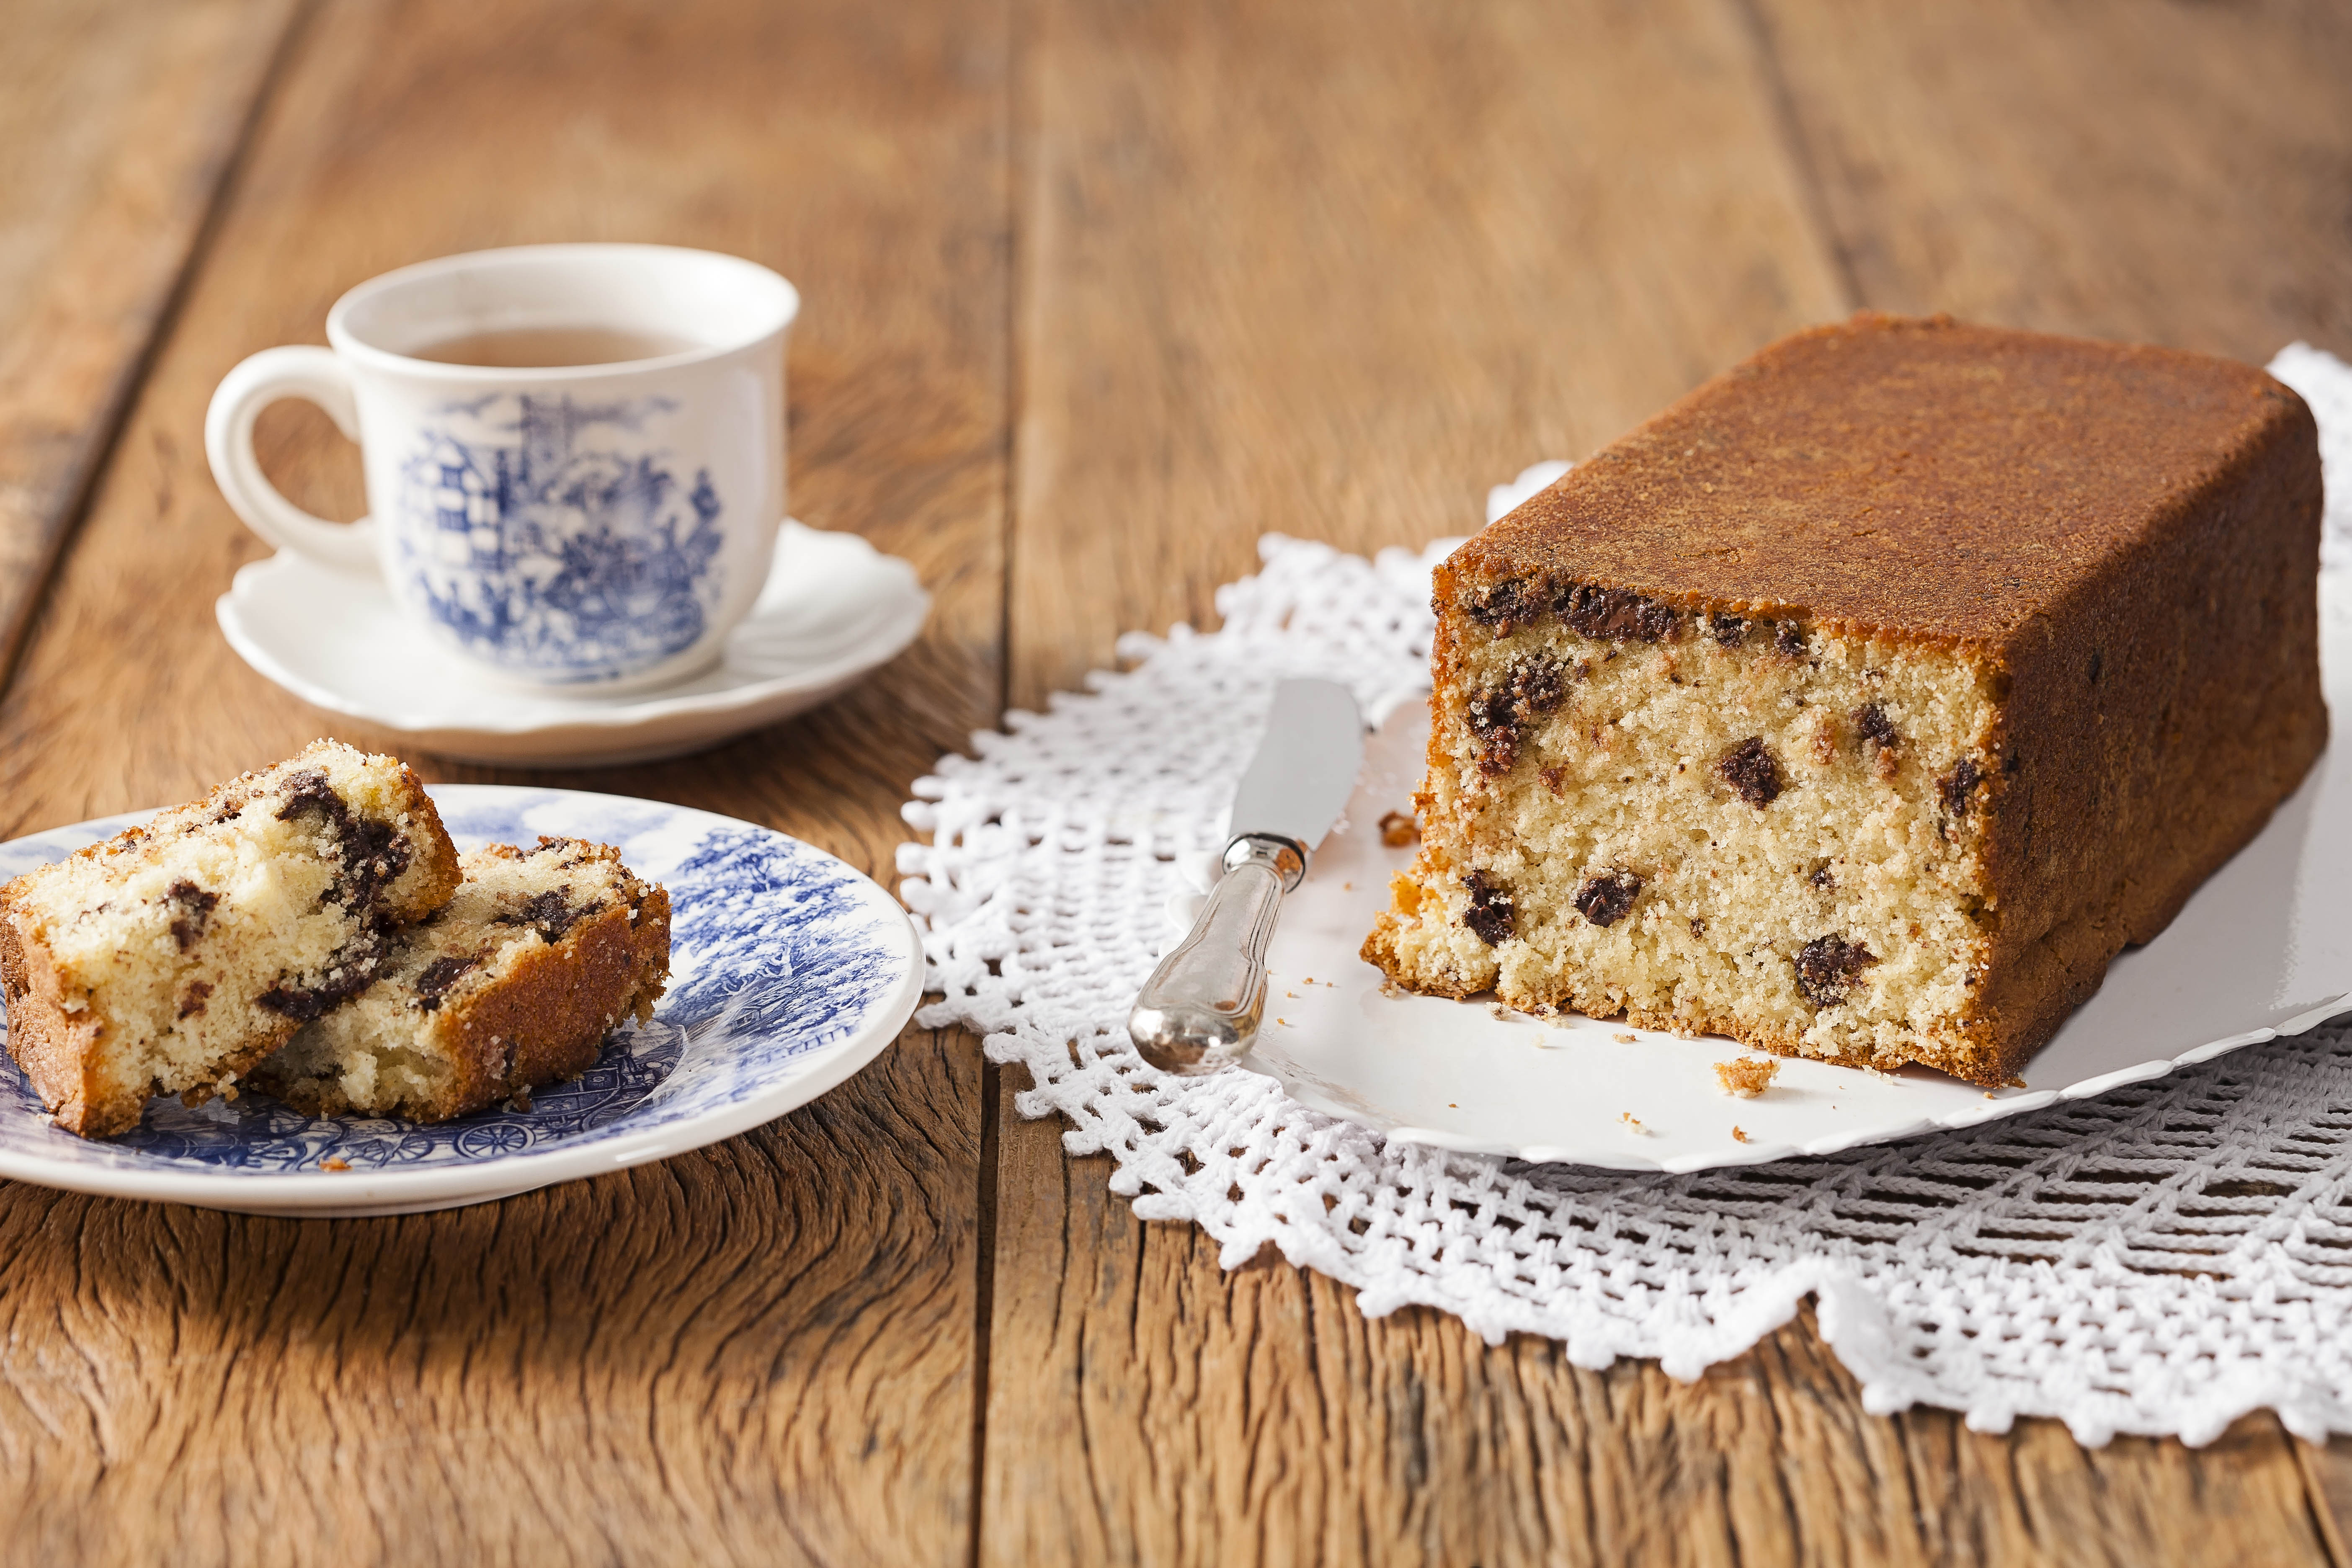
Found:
<box><xmin>398</xmin><ymin>394</ymin><xmax>726</xmax><ymax>679</ymax></box>
<box><xmin>661</xmin><ymin>828</ymin><xmax>906</xmax><ymax>1080</ymax></box>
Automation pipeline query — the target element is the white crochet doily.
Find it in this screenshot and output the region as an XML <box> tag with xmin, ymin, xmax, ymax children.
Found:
<box><xmin>897</xmin><ymin>344</ymin><xmax>2352</xmax><ymax>1448</ymax></box>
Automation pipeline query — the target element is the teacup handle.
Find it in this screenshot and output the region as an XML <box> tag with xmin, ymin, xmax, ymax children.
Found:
<box><xmin>203</xmin><ymin>346</ymin><xmax>377</xmax><ymax>572</ymax></box>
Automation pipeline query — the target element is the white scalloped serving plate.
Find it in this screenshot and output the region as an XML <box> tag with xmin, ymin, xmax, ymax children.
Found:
<box><xmin>1225</xmin><ymin>578</ymin><xmax>2352</xmax><ymax>1173</ymax></box>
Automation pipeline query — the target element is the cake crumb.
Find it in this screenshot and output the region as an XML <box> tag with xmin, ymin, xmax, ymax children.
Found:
<box><xmin>320</xmin><ymin>1157</ymin><xmax>351</xmax><ymax>1172</ymax></box>
<box><xmin>2003</xmin><ymin>1075</ymin><xmax>2027</xmax><ymax>1088</ymax></box>
<box><xmin>1714</xmin><ymin>1056</ymin><xmax>1780</xmax><ymax>1098</ymax></box>
<box><xmin>1619</xmin><ymin>1112</ymin><xmax>1649</xmax><ymax>1135</ymax></box>
<box><xmin>1379</xmin><ymin>811</ymin><xmax>1420</xmax><ymax>847</ymax></box>
<box><xmin>1378</xmin><ymin>979</ymin><xmax>1403</xmax><ymax>999</ymax></box>
<box><xmin>1731</xmin><ymin>1127</ymin><xmax>1750</xmax><ymax>1144</ymax></box>
<box><xmin>1612</xmin><ymin>1032</ymin><xmax>1638</xmax><ymax>1044</ymax></box>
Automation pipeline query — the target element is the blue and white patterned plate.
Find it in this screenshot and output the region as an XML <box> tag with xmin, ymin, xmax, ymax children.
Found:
<box><xmin>0</xmin><ymin>787</ymin><xmax>923</xmax><ymax>1216</ymax></box>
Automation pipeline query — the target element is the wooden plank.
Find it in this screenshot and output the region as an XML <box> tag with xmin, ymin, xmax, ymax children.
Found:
<box><xmin>985</xmin><ymin>0</ymin><xmax>2347</xmax><ymax>1560</ymax></box>
<box><xmin>2301</xmin><ymin>1439</ymin><xmax>2352</xmax><ymax>1565</ymax></box>
<box><xmin>1001</xmin><ymin>0</ymin><xmax>1849</xmax><ymax>712</ymax></box>
<box><xmin>0</xmin><ymin>0</ymin><xmax>1010</xmax><ymax>1560</ymax></box>
<box><xmin>1743</xmin><ymin>0</ymin><xmax>2352</xmax><ymax>361</ymax></box>
<box><xmin>990</xmin><ymin>1158</ymin><xmax>2337</xmax><ymax>1566</ymax></box>
<box><xmin>0</xmin><ymin>0</ymin><xmax>302</xmax><ymax>691</ymax></box>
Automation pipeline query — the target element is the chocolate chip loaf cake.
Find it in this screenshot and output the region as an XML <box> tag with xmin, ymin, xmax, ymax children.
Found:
<box><xmin>253</xmin><ymin>838</ymin><xmax>669</xmax><ymax>1122</ymax></box>
<box><xmin>1364</xmin><ymin>314</ymin><xmax>2326</xmax><ymax>1086</ymax></box>
<box><xmin>0</xmin><ymin>742</ymin><xmax>461</xmax><ymax>1136</ymax></box>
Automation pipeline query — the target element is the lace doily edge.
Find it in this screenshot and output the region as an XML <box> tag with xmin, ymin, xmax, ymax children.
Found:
<box><xmin>940</xmin><ymin>1018</ymin><xmax>2352</xmax><ymax>1451</ymax></box>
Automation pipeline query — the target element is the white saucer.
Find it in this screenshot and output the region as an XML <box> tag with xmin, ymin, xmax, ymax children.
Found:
<box><xmin>1216</xmin><ymin>578</ymin><xmax>2352</xmax><ymax>1174</ymax></box>
<box><xmin>217</xmin><ymin>521</ymin><xmax>930</xmax><ymax>766</ymax></box>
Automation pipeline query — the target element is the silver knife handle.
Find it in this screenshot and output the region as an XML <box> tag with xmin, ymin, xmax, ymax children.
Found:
<box><xmin>1129</xmin><ymin>834</ymin><xmax>1306</xmax><ymax>1075</ymax></box>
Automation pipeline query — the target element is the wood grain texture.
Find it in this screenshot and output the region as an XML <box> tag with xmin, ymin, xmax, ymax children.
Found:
<box><xmin>2303</xmin><ymin>1439</ymin><xmax>2352</xmax><ymax>1566</ymax></box>
<box><xmin>985</xmin><ymin>1141</ymin><xmax>2337</xmax><ymax>1568</ymax></box>
<box><xmin>0</xmin><ymin>1035</ymin><xmax>980</xmax><ymax>1566</ymax></box>
<box><xmin>1002</xmin><ymin>0</ymin><xmax>1848</xmax><ymax>712</ymax></box>
<box><xmin>982</xmin><ymin>0</ymin><xmax>2349</xmax><ymax>1562</ymax></box>
<box><xmin>0</xmin><ymin>0</ymin><xmax>1009</xmax><ymax>1560</ymax></box>
<box><xmin>1745</xmin><ymin>0</ymin><xmax>2352</xmax><ymax>361</ymax></box>
<box><xmin>0</xmin><ymin>0</ymin><xmax>302</xmax><ymax>690</ymax></box>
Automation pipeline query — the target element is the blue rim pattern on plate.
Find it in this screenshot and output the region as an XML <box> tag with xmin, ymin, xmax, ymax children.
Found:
<box><xmin>0</xmin><ymin>787</ymin><xmax>918</xmax><ymax>1204</ymax></box>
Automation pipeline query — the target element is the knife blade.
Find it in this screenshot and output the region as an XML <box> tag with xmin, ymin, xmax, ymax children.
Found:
<box><xmin>1129</xmin><ymin>678</ymin><xmax>1364</xmax><ymax>1075</ymax></box>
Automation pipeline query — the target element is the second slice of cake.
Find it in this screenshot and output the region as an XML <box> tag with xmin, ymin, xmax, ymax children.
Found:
<box><xmin>1364</xmin><ymin>314</ymin><xmax>2326</xmax><ymax>1087</ymax></box>
<box><xmin>253</xmin><ymin>838</ymin><xmax>671</xmax><ymax>1122</ymax></box>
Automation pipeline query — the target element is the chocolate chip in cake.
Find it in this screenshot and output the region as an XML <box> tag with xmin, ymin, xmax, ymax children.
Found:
<box><xmin>1795</xmin><ymin>935</ymin><xmax>1877</xmax><ymax>1007</ymax></box>
<box><xmin>1513</xmin><ymin>654</ymin><xmax>1568</xmax><ymax>715</ymax></box>
<box><xmin>1468</xmin><ymin>655</ymin><xmax>1570</xmax><ymax>776</ymax></box>
<box><xmin>1717</xmin><ymin>737</ymin><xmax>1785</xmax><ymax>807</ymax></box>
<box><xmin>165</xmin><ymin>880</ymin><xmax>218</xmax><ymax>951</ymax></box>
<box><xmin>1574</xmin><ymin>869</ymin><xmax>1642</xmax><ymax>927</ymax></box>
<box><xmin>273</xmin><ymin>769</ymin><xmax>347</xmax><ymax>831</ymax></box>
<box><xmin>1463</xmin><ymin>578</ymin><xmax>1532</xmax><ymax>631</ymax></box>
<box><xmin>1462</xmin><ymin>871</ymin><xmax>1515</xmax><ymax>946</ymax></box>
<box><xmin>1466</xmin><ymin>692</ymin><xmax>1520</xmax><ymax>776</ymax></box>
<box><xmin>1939</xmin><ymin>756</ymin><xmax>1984</xmax><ymax>819</ymax></box>
<box><xmin>494</xmin><ymin>888</ymin><xmax>586</xmax><ymax>941</ymax></box>
<box><xmin>1854</xmin><ymin>702</ymin><xmax>1899</xmax><ymax>751</ymax></box>
<box><xmin>177</xmin><ymin>980</ymin><xmax>212</xmax><ymax>1019</ymax></box>
<box><xmin>258</xmin><ymin>919</ymin><xmax>393</xmax><ymax>1021</ymax></box>
<box><xmin>275</xmin><ymin>769</ymin><xmax>414</xmax><ymax>912</ymax></box>
<box><xmin>1772</xmin><ymin>621</ymin><xmax>1806</xmax><ymax>656</ymax></box>
<box><xmin>1810</xmin><ymin>863</ymin><xmax>1836</xmax><ymax>891</ymax></box>
<box><xmin>1557</xmin><ymin>583</ymin><xmax>1677</xmax><ymax>643</ymax></box>
<box><xmin>413</xmin><ymin>952</ymin><xmax>483</xmax><ymax>1011</ymax></box>
<box><xmin>1708</xmin><ymin>614</ymin><xmax>1747</xmax><ymax>647</ymax></box>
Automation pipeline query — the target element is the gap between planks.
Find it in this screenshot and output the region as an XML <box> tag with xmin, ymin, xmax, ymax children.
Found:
<box><xmin>0</xmin><ymin>0</ymin><xmax>317</xmax><ymax>701</ymax></box>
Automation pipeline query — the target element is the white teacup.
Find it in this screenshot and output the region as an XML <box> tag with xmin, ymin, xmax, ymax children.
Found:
<box><xmin>206</xmin><ymin>244</ymin><xmax>799</xmax><ymax>692</ymax></box>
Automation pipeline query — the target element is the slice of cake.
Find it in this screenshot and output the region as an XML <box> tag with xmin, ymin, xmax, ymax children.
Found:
<box><xmin>0</xmin><ymin>741</ymin><xmax>462</xmax><ymax>1136</ymax></box>
<box><xmin>252</xmin><ymin>838</ymin><xmax>670</xmax><ymax>1122</ymax></box>
<box><xmin>1364</xmin><ymin>314</ymin><xmax>2326</xmax><ymax>1086</ymax></box>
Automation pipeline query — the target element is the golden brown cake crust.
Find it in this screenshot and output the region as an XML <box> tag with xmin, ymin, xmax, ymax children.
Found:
<box><xmin>427</xmin><ymin>877</ymin><xmax>671</xmax><ymax>1120</ymax></box>
<box><xmin>1454</xmin><ymin>312</ymin><xmax>2312</xmax><ymax>647</ymax></box>
<box><xmin>0</xmin><ymin>898</ymin><xmax>147</xmax><ymax>1137</ymax></box>
<box><xmin>1371</xmin><ymin>314</ymin><xmax>2326</xmax><ymax>1087</ymax></box>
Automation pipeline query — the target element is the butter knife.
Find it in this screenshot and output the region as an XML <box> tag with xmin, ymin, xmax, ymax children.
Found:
<box><xmin>1129</xmin><ymin>678</ymin><xmax>1364</xmax><ymax>1075</ymax></box>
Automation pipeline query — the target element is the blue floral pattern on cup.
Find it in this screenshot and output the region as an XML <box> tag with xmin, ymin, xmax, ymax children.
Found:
<box><xmin>397</xmin><ymin>394</ymin><xmax>725</xmax><ymax>681</ymax></box>
<box><xmin>0</xmin><ymin>789</ymin><xmax>910</xmax><ymax>1176</ymax></box>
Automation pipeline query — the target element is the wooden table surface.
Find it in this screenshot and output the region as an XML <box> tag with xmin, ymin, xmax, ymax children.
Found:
<box><xmin>6</xmin><ymin>0</ymin><xmax>2352</xmax><ymax>1562</ymax></box>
